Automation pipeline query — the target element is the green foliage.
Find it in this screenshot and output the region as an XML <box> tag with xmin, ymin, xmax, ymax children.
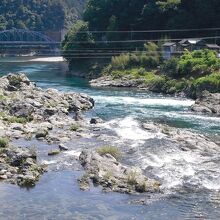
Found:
<box><xmin>192</xmin><ymin>72</ymin><xmax>220</xmax><ymax>94</ymax></box>
<box><xmin>0</xmin><ymin>112</ymin><xmax>27</xmax><ymax>124</ymax></box>
<box><xmin>111</xmin><ymin>53</ymin><xmax>131</xmax><ymax>70</ymax></box>
<box><xmin>162</xmin><ymin>57</ymin><xmax>179</xmax><ymax>76</ymax></box>
<box><xmin>62</xmin><ymin>20</ymin><xmax>94</xmax><ymax>64</ymax></box>
<box><xmin>97</xmin><ymin>146</ymin><xmax>121</xmax><ymax>161</ymax></box>
<box><xmin>102</xmin><ymin>42</ymin><xmax>160</xmax><ymax>74</ymax></box>
<box><xmin>84</xmin><ymin>0</ymin><xmax>220</xmax><ymax>35</ymax></box>
<box><xmin>0</xmin><ymin>94</ymin><xmax>6</xmax><ymax>100</ymax></box>
<box><xmin>0</xmin><ymin>137</ymin><xmax>9</xmax><ymax>148</ymax></box>
<box><xmin>70</xmin><ymin>123</ymin><xmax>81</xmax><ymax>132</ymax></box>
<box><xmin>126</xmin><ymin>170</ymin><xmax>138</xmax><ymax>186</ymax></box>
<box><xmin>163</xmin><ymin>50</ymin><xmax>220</xmax><ymax>77</ymax></box>
<box><xmin>0</xmin><ymin>0</ymin><xmax>85</xmax><ymax>31</ymax></box>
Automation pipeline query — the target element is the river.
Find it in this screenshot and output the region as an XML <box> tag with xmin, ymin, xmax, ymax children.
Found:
<box><xmin>0</xmin><ymin>57</ymin><xmax>219</xmax><ymax>219</ymax></box>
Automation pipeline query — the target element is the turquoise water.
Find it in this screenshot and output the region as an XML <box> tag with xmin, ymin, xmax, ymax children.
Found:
<box><xmin>0</xmin><ymin>57</ymin><xmax>220</xmax><ymax>219</ymax></box>
<box><xmin>0</xmin><ymin>57</ymin><xmax>219</xmax><ymax>135</ymax></box>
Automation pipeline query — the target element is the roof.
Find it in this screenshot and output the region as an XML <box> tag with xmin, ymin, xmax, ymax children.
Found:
<box><xmin>162</xmin><ymin>42</ymin><xmax>176</xmax><ymax>46</ymax></box>
<box><xmin>179</xmin><ymin>39</ymin><xmax>203</xmax><ymax>45</ymax></box>
<box><xmin>206</xmin><ymin>44</ymin><xmax>220</xmax><ymax>49</ymax></box>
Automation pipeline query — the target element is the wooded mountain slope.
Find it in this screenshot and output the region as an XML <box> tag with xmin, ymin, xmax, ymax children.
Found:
<box><xmin>0</xmin><ymin>0</ymin><xmax>86</xmax><ymax>31</ymax></box>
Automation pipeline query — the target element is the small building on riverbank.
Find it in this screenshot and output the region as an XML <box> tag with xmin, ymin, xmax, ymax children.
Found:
<box><xmin>162</xmin><ymin>39</ymin><xmax>220</xmax><ymax>59</ymax></box>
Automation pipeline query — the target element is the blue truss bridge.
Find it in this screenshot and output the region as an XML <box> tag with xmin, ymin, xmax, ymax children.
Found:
<box><xmin>0</xmin><ymin>29</ymin><xmax>62</xmax><ymax>56</ymax></box>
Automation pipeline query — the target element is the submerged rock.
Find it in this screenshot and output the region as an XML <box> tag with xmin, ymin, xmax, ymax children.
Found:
<box><xmin>78</xmin><ymin>150</ymin><xmax>160</xmax><ymax>194</ymax></box>
<box><xmin>191</xmin><ymin>91</ymin><xmax>220</xmax><ymax>116</ymax></box>
<box><xmin>48</xmin><ymin>149</ymin><xmax>60</xmax><ymax>156</ymax></box>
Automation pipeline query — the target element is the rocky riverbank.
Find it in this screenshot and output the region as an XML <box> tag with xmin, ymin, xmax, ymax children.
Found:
<box><xmin>0</xmin><ymin>73</ymin><xmax>94</xmax><ymax>142</ymax></box>
<box><xmin>0</xmin><ymin>73</ymin><xmax>95</xmax><ymax>186</ymax></box>
<box><xmin>90</xmin><ymin>75</ymin><xmax>144</xmax><ymax>88</ymax></box>
<box><xmin>90</xmin><ymin>76</ymin><xmax>220</xmax><ymax>116</ymax></box>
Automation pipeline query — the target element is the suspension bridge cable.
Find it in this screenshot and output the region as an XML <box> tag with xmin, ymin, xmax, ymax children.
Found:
<box><xmin>69</xmin><ymin>27</ymin><xmax>220</xmax><ymax>34</ymax></box>
<box><xmin>56</xmin><ymin>36</ymin><xmax>220</xmax><ymax>44</ymax></box>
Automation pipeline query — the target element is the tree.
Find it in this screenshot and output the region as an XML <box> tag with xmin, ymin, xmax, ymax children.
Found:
<box><xmin>62</xmin><ymin>20</ymin><xmax>94</xmax><ymax>65</ymax></box>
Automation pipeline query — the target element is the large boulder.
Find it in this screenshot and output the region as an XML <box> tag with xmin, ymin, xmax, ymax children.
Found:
<box><xmin>79</xmin><ymin>150</ymin><xmax>160</xmax><ymax>194</ymax></box>
<box><xmin>191</xmin><ymin>91</ymin><xmax>220</xmax><ymax>116</ymax></box>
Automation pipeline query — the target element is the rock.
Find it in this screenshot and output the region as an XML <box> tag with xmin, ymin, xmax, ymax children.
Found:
<box><xmin>90</xmin><ymin>117</ymin><xmax>103</xmax><ymax>124</ymax></box>
<box><xmin>48</xmin><ymin>149</ymin><xmax>60</xmax><ymax>156</ymax></box>
<box><xmin>59</xmin><ymin>144</ymin><xmax>69</xmax><ymax>151</ymax></box>
<box><xmin>44</xmin><ymin>108</ymin><xmax>57</xmax><ymax>116</ymax></box>
<box><xmin>11</xmin><ymin>124</ymin><xmax>24</xmax><ymax>131</ymax></box>
<box><xmin>191</xmin><ymin>91</ymin><xmax>220</xmax><ymax>116</ymax></box>
<box><xmin>0</xmin><ymin>74</ymin><xmax>94</xmax><ymax>117</ymax></box>
<box><xmin>0</xmin><ymin>73</ymin><xmax>97</xmax><ymax>187</ymax></box>
<box><xmin>35</xmin><ymin>129</ymin><xmax>48</xmax><ymax>139</ymax></box>
<box><xmin>0</xmin><ymin>144</ymin><xmax>45</xmax><ymax>186</ymax></box>
<box><xmin>90</xmin><ymin>76</ymin><xmax>142</xmax><ymax>88</ymax></box>
<box><xmin>74</xmin><ymin>110</ymin><xmax>84</xmax><ymax>121</ymax></box>
<box><xmin>79</xmin><ymin>150</ymin><xmax>160</xmax><ymax>194</ymax></box>
<box><xmin>78</xmin><ymin>174</ymin><xmax>90</xmax><ymax>191</ymax></box>
<box><xmin>17</xmin><ymin>174</ymin><xmax>36</xmax><ymax>186</ymax></box>
<box><xmin>191</xmin><ymin>105</ymin><xmax>212</xmax><ymax>114</ymax></box>
<box><xmin>0</xmin><ymin>175</ymin><xmax>8</xmax><ymax>180</ymax></box>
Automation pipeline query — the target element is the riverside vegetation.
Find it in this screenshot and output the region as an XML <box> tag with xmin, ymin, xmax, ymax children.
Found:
<box><xmin>91</xmin><ymin>48</ymin><xmax>220</xmax><ymax>99</ymax></box>
<box><xmin>62</xmin><ymin>0</ymin><xmax>220</xmax><ymax>99</ymax></box>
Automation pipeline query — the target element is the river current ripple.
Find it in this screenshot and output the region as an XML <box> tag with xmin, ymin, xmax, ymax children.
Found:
<box><xmin>0</xmin><ymin>57</ymin><xmax>219</xmax><ymax>220</ymax></box>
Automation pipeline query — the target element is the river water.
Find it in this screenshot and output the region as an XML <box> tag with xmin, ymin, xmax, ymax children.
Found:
<box><xmin>0</xmin><ymin>57</ymin><xmax>219</xmax><ymax>219</ymax></box>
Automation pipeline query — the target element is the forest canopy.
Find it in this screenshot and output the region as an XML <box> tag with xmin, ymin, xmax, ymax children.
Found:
<box><xmin>84</xmin><ymin>0</ymin><xmax>220</xmax><ymax>31</ymax></box>
<box><xmin>0</xmin><ymin>0</ymin><xmax>86</xmax><ymax>31</ymax></box>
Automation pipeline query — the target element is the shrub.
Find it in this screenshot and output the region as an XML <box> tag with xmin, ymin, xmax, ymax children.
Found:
<box><xmin>162</xmin><ymin>57</ymin><xmax>179</xmax><ymax>76</ymax></box>
<box><xmin>111</xmin><ymin>53</ymin><xmax>130</xmax><ymax>70</ymax></box>
<box><xmin>0</xmin><ymin>94</ymin><xmax>6</xmax><ymax>100</ymax></box>
<box><xmin>0</xmin><ymin>112</ymin><xmax>28</xmax><ymax>124</ymax></box>
<box><xmin>126</xmin><ymin>170</ymin><xmax>138</xmax><ymax>185</ymax></box>
<box><xmin>144</xmin><ymin>74</ymin><xmax>167</xmax><ymax>91</ymax></box>
<box><xmin>192</xmin><ymin>72</ymin><xmax>220</xmax><ymax>94</ymax></box>
<box><xmin>70</xmin><ymin>123</ymin><xmax>81</xmax><ymax>132</ymax></box>
<box><xmin>0</xmin><ymin>137</ymin><xmax>9</xmax><ymax>148</ymax></box>
<box><xmin>6</xmin><ymin>116</ymin><xmax>28</xmax><ymax>124</ymax></box>
<box><xmin>178</xmin><ymin>49</ymin><xmax>220</xmax><ymax>76</ymax></box>
<box><xmin>96</xmin><ymin>146</ymin><xmax>121</xmax><ymax>160</ymax></box>
<box><xmin>163</xmin><ymin>49</ymin><xmax>220</xmax><ymax>77</ymax></box>
<box><xmin>105</xmin><ymin>42</ymin><xmax>161</xmax><ymax>73</ymax></box>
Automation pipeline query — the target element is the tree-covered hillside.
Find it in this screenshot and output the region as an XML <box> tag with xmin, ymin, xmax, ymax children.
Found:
<box><xmin>0</xmin><ymin>0</ymin><xmax>86</xmax><ymax>31</ymax></box>
<box><xmin>63</xmin><ymin>0</ymin><xmax>220</xmax><ymax>66</ymax></box>
<box><xmin>63</xmin><ymin>0</ymin><xmax>220</xmax><ymax>96</ymax></box>
<box><xmin>84</xmin><ymin>0</ymin><xmax>220</xmax><ymax>32</ymax></box>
